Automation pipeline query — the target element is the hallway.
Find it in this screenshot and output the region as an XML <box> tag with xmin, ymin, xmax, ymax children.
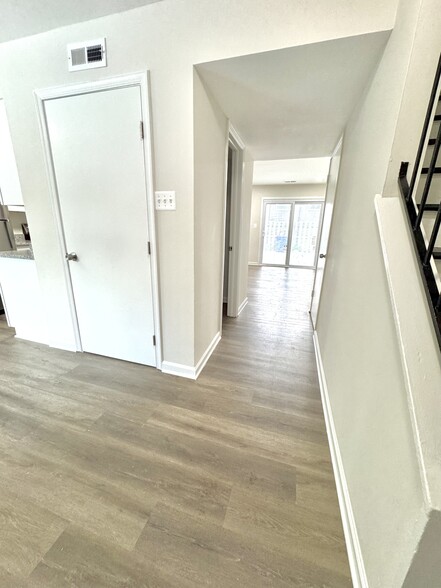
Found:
<box><xmin>0</xmin><ymin>267</ymin><xmax>351</xmax><ymax>586</ymax></box>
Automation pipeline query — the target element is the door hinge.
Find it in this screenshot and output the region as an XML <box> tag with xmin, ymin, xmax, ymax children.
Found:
<box><xmin>153</xmin><ymin>334</ymin><xmax>156</xmax><ymax>346</ymax></box>
<box><xmin>140</xmin><ymin>121</ymin><xmax>144</xmax><ymax>140</ymax></box>
<box><xmin>148</xmin><ymin>241</ymin><xmax>151</xmax><ymax>255</ymax></box>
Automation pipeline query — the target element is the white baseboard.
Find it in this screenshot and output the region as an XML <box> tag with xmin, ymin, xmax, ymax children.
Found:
<box><xmin>195</xmin><ymin>331</ymin><xmax>221</xmax><ymax>379</ymax></box>
<box><xmin>49</xmin><ymin>340</ymin><xmax>78</xmax><ymax>352</ymax></box>
<box><xmin>248</xmin><ymin>262</ymin><xmax>260</xmax><ymax>266</ymax></box>
<box><xmin>162</xmin><ymin>361</ymin><xmax>197</xmax><ymax>379</ymax></box>
<box><xmin>14</xmin><ymin>333</ymin><xmax>48</xmax><ymax>346</ymax></box>
<box><xmin>237</xmin><ymin>297</ymin><xmax>248</xmax><ymax>316</ymax></box>
<box><xmin>313</xmin><ymin>331</ymin><xmax>369</xmax><ymax>588</ymax></box>
<box><xmin>162</xmin><ymin>331</ymin><xmax>221</xmax><ymax>380</ymax></box>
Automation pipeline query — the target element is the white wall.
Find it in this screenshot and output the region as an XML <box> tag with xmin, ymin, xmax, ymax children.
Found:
<box><xmin>384</xmin><ymin>0</ymin><xmax>441</xmax><ymax>194</ymax></box>
<box><xmin>0</xmin><ymin>0</ymin><xmax>398</xmax><ymax>365</ymax></box>
<box><xmin>386</xmin><ymin>0</ymin><xmax>441</xmax><ymax>583</ymax></box>
<box><xmin>316</xmin><ymin>0</ymin><xmax>429</xmax><ymax>585</ymax></box>
<box><xmin>0</xmin><ymin>100</ymin><xmax>23</xmax><ymax>206</ymax></box>
<box><xmin>193</xmin><ymin>71</ymin><xmax>228</xmax><ymax>362</ymax></box>
<box><xmin>403</xmin><ymin>510</ymin><xmax>441</xmax><ymax>586</ymax></box>
<box><xmin>248</xmin><ymin>184</ymin><xmax>326</xmax><ymax>264</ymax></box>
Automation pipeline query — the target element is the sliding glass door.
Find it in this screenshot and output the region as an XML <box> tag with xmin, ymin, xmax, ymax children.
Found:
<box><xmin>261</xmin><ymin>203</ymin><xmax>292</xmax><ymax>265</ymax></box>
<box><xmin>261</xmin><ymin>200</ymin><xmax>323</xmax><ymax>268</ymax></box>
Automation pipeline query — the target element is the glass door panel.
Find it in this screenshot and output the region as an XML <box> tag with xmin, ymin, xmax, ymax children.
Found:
<box><xmin>289</xmin><ymin>202</ymin><xmax>322</xmax><ymax>267</ymax></box>
<box><xmin>261</xmin><ymin>203</ymin><xmax>291</xmax><ymax>265</ymax></box>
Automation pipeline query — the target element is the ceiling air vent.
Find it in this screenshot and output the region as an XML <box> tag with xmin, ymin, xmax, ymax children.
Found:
<box><xmin>67</xmin><ymin>38</ymin><xmax>107</xmax><ymax>72</ymax></box>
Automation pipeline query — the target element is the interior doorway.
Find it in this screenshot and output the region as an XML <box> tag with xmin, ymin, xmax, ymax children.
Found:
<box><xmin>222</xmin><ymin>126</ymin><xmax>244</xmax><ymax>318</ymax></box>
<box><xmin>223</xmin><ymin>147</ymin><xmax>233</xmax><ymax>310</ymax></box>
<box><xmin>310</xmin><ymin>137</ymin><xmax>343</xmax><ymax>328</ymax></box>
<box><xmin>260</xmin><ymin>200</ymin><xmax>323</xmax><ymax>268</ymax></box>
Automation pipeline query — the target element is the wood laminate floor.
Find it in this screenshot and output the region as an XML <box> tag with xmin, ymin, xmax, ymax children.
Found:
<box><xmin>0</xmin><ymin>267</ymin><xmax>351</xmax><ymax>587</ymax></box>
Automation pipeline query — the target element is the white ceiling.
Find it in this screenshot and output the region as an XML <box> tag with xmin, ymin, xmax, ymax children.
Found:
<box><xmin>197</xmin><ymin>32</ymin><xmax>390</xmax><ymax>160</ymax></box>
<box><xmin>0</xmin><ymin>0</ymin><xmax>162</xmax><ymax>44</ymax></box>
<box><xmin>253</xmin><ymin>158</ymin><xmax>330</xmax><ymax>185</ymax></box>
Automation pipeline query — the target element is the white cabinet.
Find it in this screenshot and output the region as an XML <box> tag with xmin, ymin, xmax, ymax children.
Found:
<box><xmin>0</xmin><ymin>100</ymin><xmax>24</xmax><ymax>206</ymax></box>
<box><xmin>0</xmin><ymin>257</ymin><xmax>47</xmax><ymax>344</ymax></box>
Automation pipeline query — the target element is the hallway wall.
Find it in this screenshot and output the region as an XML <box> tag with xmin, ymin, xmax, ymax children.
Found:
<box><xmin>194</xmin><ymin>71</ymin><xmax>228</xmax><ymax>362</ymax></box>
<box><xmin>0</xmin><ymin>0</ymin><xmax>398</xmax><ymax>367</ymax></box>
<box><xmin>316</xmin><ymin>0</ymin><xmax>431</xmax><ymax>584</ymax></box>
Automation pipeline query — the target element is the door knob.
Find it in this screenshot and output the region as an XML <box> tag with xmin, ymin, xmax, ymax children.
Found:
<box><xmin>319</xmin><ymin>253</ymin><xmax>326</xmax><ymax>259</ymax></box>
<box><xmin>65</xmin><ymin>252</ymin><xmax>78</xmax><ymax>262</ymax></box>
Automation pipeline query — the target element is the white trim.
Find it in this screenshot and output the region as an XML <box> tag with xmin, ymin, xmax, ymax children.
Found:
<box><xmin>219</xmin><ymin>128</ymin><xmax>230</xmax><ymax>332</ymax></box>
<box><xmin>313</xmin><ymin>331</ymin><xmax>369</xmax><ymax>588</ymax></box>
<box><xmin>229</xmin><ymin>123</ymin><xmax>245</xmax><ymax>150</ymax></box>
<box><xmin>34</xmin><ymin>72</ymin><xmax>147</xmax><ymax>100</ymax></box>
<box><xmin>331</xmin><ymin>135</ymin><xmax>344</xmax><ymax>157</ymax></box>
<box><xmin>310</xmin><ymin>134</ymin><xmax>344</xmax><ymax>328</ymax></box>
<box><xmin>224</xmin><ymin>123</ymin><xmax>245</xmax><ymax>318</ymax></box>
<box><xmin>14</xmin><ymin>334</ymin><xmax>48</xmax><ymax>346</ymax></box>
<box><xmin>47</xmin><ymin>339</ymin><xmax>78</xmax><ymax>353</ymax></box>
<box><xmin>195</xmin><ymin>331</ymin><xmax>221</xmax><ymax>378</ymax></box>
<box><xmin>140</xmin><ymin>72</ymin><xmax>163</xmax><ymax>368</ymax></box>
<box><xmin>248</xmin><ymin>261</ymin><xmax>261</xmax><ymax>266</ymax></box>
<box><xmin>162</xmin><ymin>361</ymin><xmax>197</xmax><ymax>379</ymax></box>
<box><xmin>237</xmin><ymin>297</ymin><xmax>248</xmax><ymax>316</ymax></box>
<box><xmin>34</xmin><ymin>72</ymin><xmax>162</xmax><ymax>369</ymax></box>
<box><xmin>162</xmin><ymin>331</ymin><xmax>221</xmax><ymax>380</ymax></box>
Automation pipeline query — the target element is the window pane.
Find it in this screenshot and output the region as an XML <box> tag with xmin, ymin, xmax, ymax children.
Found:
<box><xmin>262</xmin><ymin>203</ymin><xmax>291</xmax><ymax>265</ymax></box>
<box><xmin>289</xmin><ymin>203</ymin><xmax>322</xmax><ymax>267</ymax></box>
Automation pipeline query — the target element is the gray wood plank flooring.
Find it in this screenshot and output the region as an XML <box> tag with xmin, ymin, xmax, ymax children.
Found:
<box><xmin>0</xmin><ymin>267</ymin><xmax>351</xmax><ymax>586</ymax></box>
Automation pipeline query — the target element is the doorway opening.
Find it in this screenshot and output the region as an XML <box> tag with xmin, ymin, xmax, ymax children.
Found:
<box><xmin>222</xmin><ymin>126</ymin><xmax>244</xmax><ymax>319</ymax></box>
<box><xmin>223</xmin><ymin>146</ymin><xmax>233</xmax><ymax>314</ymax></box>
<box><xmin>260</xmin><ymin>200</ymin><xmax>323</xmax><ymax>268</ymax></box>
<box><xmin>247</xmin><ymin>157</ymin><xmax>332</xmax><ymax>332</ymax></box>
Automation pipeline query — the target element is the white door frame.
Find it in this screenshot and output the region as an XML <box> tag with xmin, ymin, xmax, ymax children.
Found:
<box><xmin>222</xmin><ymin>123</ymin><xmax>245</xmax><ymax>318</ymax></box>
<box><xmin>310</xmin><ymin>135</ymin><xmax>343</xmax><ymax>328</ymax></box>
<box><xmin>34</xmin><ymin>72</ymin><xmax>162</xmax><ymax>368</ymax></box>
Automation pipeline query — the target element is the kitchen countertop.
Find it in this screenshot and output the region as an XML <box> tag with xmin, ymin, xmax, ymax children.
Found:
<box><xmin>0</xmin><ymin>246</ymin><xmax>34</xmax><ymax>260</ymax></box>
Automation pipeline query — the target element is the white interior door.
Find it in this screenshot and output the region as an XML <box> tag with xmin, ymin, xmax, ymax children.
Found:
<box><xmin>45</xmin><ymin>85</ymin><xmax>156</xmax><ymax>366</ymax></box>
<box><xmin>310</xmin><ymin>137</ymin><xmax>343</xmax><ymax>328</ymax></box>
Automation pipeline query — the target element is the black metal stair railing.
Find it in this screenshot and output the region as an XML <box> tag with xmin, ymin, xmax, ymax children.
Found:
<box><xmin>398</xmin><ymin>53</ymin><xmax>441</xmax><ymax>347</ymax></box>
<box><xmin>407</xmin><ymin>55</ymin><xmax>441</xmax><ymax>202</ymax></box>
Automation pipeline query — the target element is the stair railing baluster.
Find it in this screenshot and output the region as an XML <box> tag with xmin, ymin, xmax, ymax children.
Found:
<box><xmin>414</xmin><ymin>121</ymin><xmax>441</xmax><ymax>230</ymax></box>
<box><xmin>423</xmin><ymin>201</ymin><xmax>441</xmax><ymax>266</ymax></box>
<box><xmin>408</xmin><ymin>54</ymin><xmax>441</xmax><ymax>201</ymax></box>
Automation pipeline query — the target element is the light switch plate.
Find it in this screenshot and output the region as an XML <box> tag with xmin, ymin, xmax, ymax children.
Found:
<box><xmin>155</xmin><ymin>191</ymin><xmax>176</xmax><ymax>210</ymax></box>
